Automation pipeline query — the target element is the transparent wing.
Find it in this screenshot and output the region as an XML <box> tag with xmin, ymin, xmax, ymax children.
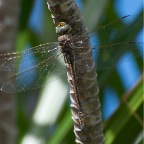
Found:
<box><xmin>93</xmin><ymin>42</ymin><xmax>143</xmax><ymax>70</ymax></box>
<box><xmin>0</xmin><ymin>42</ymin><xmax>59</xmax><ymax>71</ymax></box>
<box><xmin>72</xmin><ymin>42</ymin><xmax>143</xmax><ymax>70</ymax></box>
<box><xmin>0</xmin><ymin>42</ymin><xmax>66</xmax><ymax>93</ymax></box>
<box><xmin>71</xmin><ymin>15</ymin><xmax>141</xmax><ymax>45</ymax></box>
<box><xmin>89</xmin><ymin>15</ymin><xmax>141</xmax><ymax>44</ymax></box>
<box><xmin>69</xmin><ymin>15</ymin><xmax>143</xmax><ymax>70</ymax></box>
<box><xmin>0</xmin><ymin>16</ymin><xmax>142</xmax><ymax>92</ymax></box>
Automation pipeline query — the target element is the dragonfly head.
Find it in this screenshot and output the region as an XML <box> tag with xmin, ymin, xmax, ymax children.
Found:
<box><xmin>56</xmin><ymin>22</ymin><xmax>72</xmax><ymax>35</ymax></box>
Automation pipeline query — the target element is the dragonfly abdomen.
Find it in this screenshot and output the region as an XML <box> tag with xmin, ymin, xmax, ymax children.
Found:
<box><xmin>56</xmin><ymin>21</ymin><xmax>104</xmax><ymax>143</ymax></box>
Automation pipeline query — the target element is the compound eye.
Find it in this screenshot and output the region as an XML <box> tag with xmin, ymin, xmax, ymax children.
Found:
<box><xmin>58</xmin><ymin>22</ymin><xmax>66</xmax><ymax>27</ymax></box>
<box><xmin>56</xmin><ymin>22</ymin><xmax>71</xmax><ymax>35</ymax></box>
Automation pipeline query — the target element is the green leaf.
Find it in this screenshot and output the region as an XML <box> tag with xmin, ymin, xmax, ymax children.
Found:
<box><xmin>48</xmin><ymin>109</ymin><xmax>73</xmax><ymax>144</ymax></box>
<box><xmin>104</xmin><ymin>75</ymin><xmax>143</xmax><ymax>144</ymax></box>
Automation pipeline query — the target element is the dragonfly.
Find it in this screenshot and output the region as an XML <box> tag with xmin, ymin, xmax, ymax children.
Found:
<box><xmin>0</xmin><ymin>15</ymin><xmax>143</xmax><ymax>93</ymax></box>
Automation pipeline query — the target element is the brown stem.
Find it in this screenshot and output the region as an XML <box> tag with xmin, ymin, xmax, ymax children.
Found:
<box><xmin>47</xmin><ymin>0</ymin><xmax>104</xmax><ymax>143</ymax></box>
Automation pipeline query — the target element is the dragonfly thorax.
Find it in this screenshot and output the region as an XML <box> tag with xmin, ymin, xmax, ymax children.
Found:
<box><xmin>56</xmin><ymin>22</ymin><xmax>74</xmax><ymax>64</ymax></box>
